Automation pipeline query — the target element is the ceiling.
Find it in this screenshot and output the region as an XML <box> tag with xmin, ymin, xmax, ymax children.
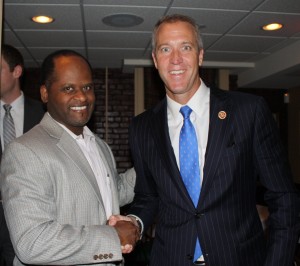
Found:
<box><xmin>3</xmin><ymin>0</ymin><xmax>300</xmax><ymax>89</ymax></box>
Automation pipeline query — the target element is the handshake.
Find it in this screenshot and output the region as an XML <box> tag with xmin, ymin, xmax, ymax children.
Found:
<box><xmin>108</xmin><ymin>215</ymin><xmax>141</xmax><ymax>254</ymax></box>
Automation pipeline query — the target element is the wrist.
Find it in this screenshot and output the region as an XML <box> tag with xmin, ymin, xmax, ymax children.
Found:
<box><xmin>127</xmin><ymin>215</ymin><xmax>143</xmax><ymax>239</ymax></box>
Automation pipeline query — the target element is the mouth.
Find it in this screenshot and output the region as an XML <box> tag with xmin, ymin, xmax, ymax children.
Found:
<box><xmin>169</xmin><ymin>70</ymin><xmax>185</xmax><ymax>75</ymax></box>
<box><xmin>70</xmin><ymin>106</ymin><xmax>88</xmax><ymax>111</ymax></box>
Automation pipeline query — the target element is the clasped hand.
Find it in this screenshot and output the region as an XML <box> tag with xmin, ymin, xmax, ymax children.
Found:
<box><xmin>108</xmin><ymin>215</ymin><xmax>140</xmax><ymax>254</ymax></box>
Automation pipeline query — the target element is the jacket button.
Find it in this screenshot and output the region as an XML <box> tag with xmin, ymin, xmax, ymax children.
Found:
<box><xmin>187</xmin><ymin>254</ymin><xmax>193</xmax><ymax>260</ymax></box>
<box><xmin>195</xmin><ymin>212</ymin><xmax>204</xmax><ymax>219</ymax></box>
<box><xmin>93</xmin><ymin>255</ymin><xmax>98</xmax><ymax>260</ymax></box>
<box><xmin>109</xmin><ymin>253</ymin><xmax>113</xmax><ymax>258</ymax></box>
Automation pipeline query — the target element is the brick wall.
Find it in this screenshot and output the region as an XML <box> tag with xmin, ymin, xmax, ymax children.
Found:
<box><xmin>91</xmin><ymin>69</ymin><xmax>135</xmax><ymax>173</ymax></box>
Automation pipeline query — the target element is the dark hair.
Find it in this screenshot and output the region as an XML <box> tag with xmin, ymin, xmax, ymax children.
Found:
<box><xmin>1</xmin><ymin>44</ymin><xmax>24</xmax><ymax>72</ymax></box>
<box><xmin>152</xmin><ymin>14</ymin><xmax>203</xmax><ymax>52</ymax></box>
<box><xmin>40</xmin><ymin>49</ymin><xmax>92</xmax><ymax>88</ymax></box>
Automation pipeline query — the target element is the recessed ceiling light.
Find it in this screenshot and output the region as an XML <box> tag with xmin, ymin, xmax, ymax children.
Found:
<box><xmin>31</xmin><ymin>15</ymin><xmax>54</xmax><ymax>24</ymax></box>
<box><xmin>102</xmin><ymin>14</ymin><xmax>143</xmax><ymax>27</ymax></box>
<box><xmin>262</xmin><ymin>23</ymin><xmax>283</xmax><ymax>31</ymax></box>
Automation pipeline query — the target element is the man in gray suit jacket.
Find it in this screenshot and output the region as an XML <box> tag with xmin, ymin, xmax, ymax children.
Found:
<box><xmin>1</xmin><ymin>50</ymin><xmax>139</xmax><ymax>266</ymax></box>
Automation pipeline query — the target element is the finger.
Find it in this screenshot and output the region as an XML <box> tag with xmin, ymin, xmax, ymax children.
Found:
<box><xmin>107</xmin><ymin>217</ymin><xmax>117</xmax><ymax>226</ymax></box>
<box><xmin>121</xmin><ymin>244</ymin><xmax>133</xmax><ymax>254</ymax></box>
<box><xmin>122</xmin><ymin>244</ymin><xmax>133</xmax><ymax>254</ymax></box>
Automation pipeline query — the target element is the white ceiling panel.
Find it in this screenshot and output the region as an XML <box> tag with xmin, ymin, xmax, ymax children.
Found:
<box><xmin>4</xmin><ymin>4</ymin><xmax>82</xmax><ymax>30</ymax></box>
<box><xmin>210</xmin><ymin>35</ymin><xmax>286</xmax><ymax>53</ymax></box>
<box><xmin>86</xmin><ymin>32</ymin><xmax>151</xmax><ymax>48</ymax></box>
<box><xmin>172</xmin><ymin>0</ymin><xmax>263</xmax><ymax>10</ymax></box>
<box><xmin>84</xmin><ymin>5</ymin><xmax>165</xmax><ymax>31</ymax></box>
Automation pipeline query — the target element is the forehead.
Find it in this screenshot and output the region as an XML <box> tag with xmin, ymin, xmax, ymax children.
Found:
<box><xmin>156</xmin><ymin>21</ymin><xmax>196</xmax><ymax>43</ymax></box>
<box><xmin>52</xmin><ymin>55</ymin><xmax>92</xmax><ymax>78</ymax></box>
<box><xmin>54</xmin><ymin>55</ymin><xmax>87</xmax><ymax>68</ymax></box>
<box><xmin>158</xmin><ymin>21</ymin><xmax>194</xmax><ymax>34</ymax></box>
<box><xmin>1</xmin><ymin>55</ymin><xmax>9</xmax><ymax>66</ymax></box>
<box><xmin>0</xmin><ymin>56</ymin><xmax>11</xmax><ymax>72</ymax></box>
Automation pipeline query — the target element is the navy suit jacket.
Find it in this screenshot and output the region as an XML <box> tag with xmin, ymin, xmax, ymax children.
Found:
<box><xmin>23</xmin><ymin>96</ymin><xmax>45</xmax><ymax>133</ymax></box>
<box><xmin>129</xmin><ymin>87</ymin><xmax>299</xmax><ymax>266</ymax></box>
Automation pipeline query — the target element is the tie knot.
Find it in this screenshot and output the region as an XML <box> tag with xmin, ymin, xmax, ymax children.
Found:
<box><xmin>180</xmin><ymin>105</ymin><xmax>192</xmax><ymax>120</ymax></box>
<box><xmin>3</xmin><ymin>104</ymin><xmax>12</xmax><ymax>113</ymax></box>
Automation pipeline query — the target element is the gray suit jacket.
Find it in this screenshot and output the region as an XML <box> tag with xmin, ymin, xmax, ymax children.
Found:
<box><xmin>1</xmin><ymin>114</ymin><xmax>135</xmax><ymax>266</ymax></box>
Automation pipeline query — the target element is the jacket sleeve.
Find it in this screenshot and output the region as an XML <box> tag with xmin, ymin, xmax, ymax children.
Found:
<box><xmin>253</xmin><ymin>98</ymin><xmax>300</xmax><ymax>266</ymax></box>
<box><xmin>1</xmin><ymin>141</ymin><xmax>123</xmax><ymax>265</ymax></box>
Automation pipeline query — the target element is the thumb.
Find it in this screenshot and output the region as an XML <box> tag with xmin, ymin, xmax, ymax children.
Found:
<box><xmin>107</xmin><ymin>215</ymin><xmax>118</xmax><ymax>226</ymax></box>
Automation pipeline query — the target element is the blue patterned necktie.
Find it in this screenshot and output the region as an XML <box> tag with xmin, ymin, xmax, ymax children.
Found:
<box><xmin>179</xmin><ymin>105</ymin><xmax>202</xmax><ymax>263</ymax></box>
<box><xmin>3</xmin><ymin>104</ymin><xmax>16</xmax><ymax>148</ymax></box>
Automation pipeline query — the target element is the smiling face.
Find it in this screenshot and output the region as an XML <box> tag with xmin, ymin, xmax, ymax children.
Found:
<box><xmin>40</xmin><ymin>55</ymin><xmax>95</xmax><ymax>135</ymax></box>
<box><xmin>152</xmin><ymin>21</ymin><xmax>204</xmax><ymax>104</ymax></box>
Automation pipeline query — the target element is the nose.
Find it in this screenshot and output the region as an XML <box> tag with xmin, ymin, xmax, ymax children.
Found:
<box><xmin>170</xmin><ymin>49</ymin><xmax>183</xmax><ymax>64</ymax></box>
<box><xmin>74</xmin><ymin>89</ymin><xmax>88</xmax><ymax>101</ymax></box>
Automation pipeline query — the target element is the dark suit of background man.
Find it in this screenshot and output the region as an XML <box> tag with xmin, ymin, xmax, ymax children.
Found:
<box><xmin>111</xmin><ymin>14</ymin><xmax>299</xmax><ymax>266</ymax></box>
<box><xmin>0</xmin><ymin>44</ymin><xmax>45</xmax><ymax>266</ymax></box>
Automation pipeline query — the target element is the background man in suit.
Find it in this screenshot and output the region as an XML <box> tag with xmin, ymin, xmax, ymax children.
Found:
<box><xmin>111</xmin><ymin>14</ymin><xmax>299</xmax><ymax>265</ymax></box>
<box><xmin>0</xmin><ymin>44</ymin><xmax>45</xmax><ymax>266</ymax></box>
<box><xmin>1</xmin><ymin>49</ymin><xmax>139</xmax><ymax>266</ymax></box>
<box><xmin>0</xmin><ymin>44</ymin><xmax>45</xmax><ymax>153</ymax></box>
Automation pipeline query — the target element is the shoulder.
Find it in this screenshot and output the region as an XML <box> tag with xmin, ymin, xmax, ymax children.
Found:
<box><xmin>13</xmin><ymin>124</ymin><xmax>47</xmax><ymax>147</ymax></box>
<box><xmin>210</xmin><ymin>87</ymin><xmax>267</xmax><ymax>110</ymax></box>
<box><xmin>211</xmin><ymin>87</ymin><xmax>261</xmax><ymax>101</ymax></box>
<box><xmin>24</xmin><ymin>96</ymin><xmax>43</xmax><ymax>107</ymax></box>
<box><xmin>24</xmin><ymin>96</ymin><xmax>45</xmax><ymax>113</ymax></box>
<box><xmin>132</xmin><ymin>97</ymin><xmax>166</xmax><ymax>123</ymax></box>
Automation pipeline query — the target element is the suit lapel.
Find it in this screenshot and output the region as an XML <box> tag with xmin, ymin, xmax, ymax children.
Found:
<box><xmin>41</xmin><ymin>115</ymin><xmax>103</xmax><ymax>204</ymax></box>
<box><xmin>94</xmin><ymin>138</ymin><xmax>120</xmax><ymax>213</ymax></box>
<box><xmin>199</xmin><ymin>88</ymin><xmax>232</xmax><ymax>206</ymax></box>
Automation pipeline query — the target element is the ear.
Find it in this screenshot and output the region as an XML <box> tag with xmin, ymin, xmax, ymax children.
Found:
<box><xmin>40</xmin><ymin>85</ymin><xmax>49</xmax><ymax>104</ymax></box>
<box><xmin>198</xmin><ymin>49</ymin><xmax>204</xmax><ymax>66</ymax></box>
<box><xmin>13</xmin><ymin>65</ymin><xmax>23</xmax><ymax>79</ymax></box>
<box><xmin>152</xmin><ymin>52</ymin><xmax>158</xmax><ymax>69</ymax></box>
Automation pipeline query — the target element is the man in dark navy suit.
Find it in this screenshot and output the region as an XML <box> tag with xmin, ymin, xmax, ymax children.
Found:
<box><xmin>0</xmin><ymin>44</ymin><xmax>45</xmax><ymax>266</ymax></box>
<box><xmin>110</xmin><ymin>14</ymin><xmax>299</xmax><ymax>266</ymax></box>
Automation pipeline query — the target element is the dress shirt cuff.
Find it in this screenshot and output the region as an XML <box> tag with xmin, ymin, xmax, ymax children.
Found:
<box><xmin>127</xmin><ymin>214</ymin><xmax>144</xmax><ymax>239</ymax></box>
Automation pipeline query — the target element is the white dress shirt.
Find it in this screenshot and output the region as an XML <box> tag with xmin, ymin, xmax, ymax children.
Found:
<box><xmin>167</xmin><ymin>79</ymin><xmax>210</xmax><ymax>185</ymax></box>
<box><xmin>50</xmin><ymin>113</ymin><xmax>113</xmax><ymax>219</ymax></box>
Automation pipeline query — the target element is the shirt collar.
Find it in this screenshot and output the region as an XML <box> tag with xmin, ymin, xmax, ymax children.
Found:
<box><xmin>1</xmin><ymin>91</ymin><xmax>24</xmax><ymax>110</ymax></box>
<box><xmin>46</xmin><ymin>112</ymin><xmax>94</xmax><ymax>140</ymax></box>
<box><xmin>167</xmin><ymin>79</ymin><xmax>209</xmax><ymax>121</ymax></box>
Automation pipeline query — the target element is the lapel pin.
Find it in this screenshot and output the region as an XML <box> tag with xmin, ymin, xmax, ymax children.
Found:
<box><xmin>218</xmin><ymin>111</ymin><xmax>227</xmax><ymax>120</ymax></box>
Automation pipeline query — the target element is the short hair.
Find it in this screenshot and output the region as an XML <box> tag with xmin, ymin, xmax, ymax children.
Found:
<box><xmin>1</xmin><ymin>44</ymin><xmax>24</xmax><ymax>72</ymax></box>
<box><xmin>40</xmin><ymin>49</ymin><xmax>92</xmax><ymax>88</ymax></box>
<box><xmin>152</xmin><ymin>14</ymin><xmax>204</xmax><ymax>52</ymax></box>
